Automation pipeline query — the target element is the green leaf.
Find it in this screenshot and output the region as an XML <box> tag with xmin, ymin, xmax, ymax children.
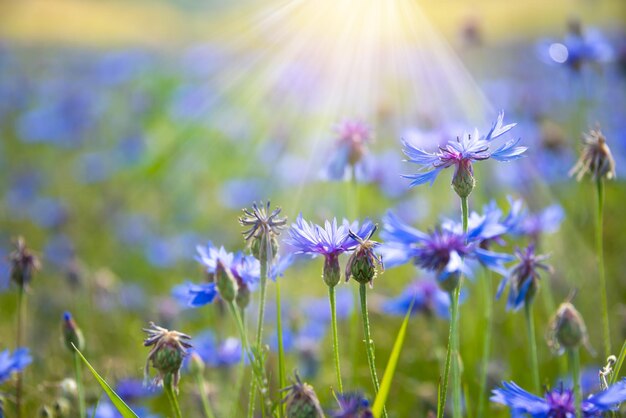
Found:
<box><xmin>372</xmin><ymin>302</ymin><xmax>413</xmax><ymax>418</ymax></box>
<box><xmin>72</xmin><ymin>344</ymin><xmax>140</xmax><ymax>418</ymax></box>
<box><xmin>610</xmin><ymin>339</ymin><xmax>626</xmax><ymax>385</ymax></box>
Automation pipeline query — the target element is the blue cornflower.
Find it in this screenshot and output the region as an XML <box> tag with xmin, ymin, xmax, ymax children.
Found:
<box><xmin>402</xmin><ymin>111</ymin><xmax>526</xmax><ymax>197</ymax></box>
<box><xmin>115</xmin><ymin>378</ymin><xmax>157</xmax><ymax>402</ymax></box>
<box><xmin>330</xmin><ymin>392</ymin><xmax>373</xmax><ymax>418</ymax></box>
<box><xmin>0</xmin><ymin>347</ymin><xmax>32</xmax><ymax>384</ymax></box>
<box><xmin>504</xmin><ymin>197</ymin><xmax>565</xmax><ymax>243</ymax></box>
<box><xmin>496</xmin><ymin>245</ymin><xmax>552</xmax><ymax>311</ymax></box>
<box><xmin>183</xmin><ymin>331</ymin><xmax>242</xmax><ymax>369</ymax></box>
<box><xmin>380</xmin><ymin>212</ymin><xmax>513</xmax><ymax>289</ymax></box>
<box><xmin>327</xmin><ymin>120</ymin><xmax>372</xmax><ymax>180</ymax></box>
<box><xmin>491</xmin><ymin>380</ymin><xmax>626</xmax><ymax>417</ymax></box>
<box><xmin>286</xmin><ymin>215</ymin><xmax>375</xmax><ymax>287</ymax></box>
<box><xmin>382</xmin><ymin>278</ymin><xmax>451</xmax><ymax>319</ymax></box>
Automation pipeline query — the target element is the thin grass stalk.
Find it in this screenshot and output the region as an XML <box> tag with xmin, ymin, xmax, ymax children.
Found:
<box><xmin>596</xmin><ymin>178</ymin><xmax>611</xmax><ymax>358</ymax></box>
<box><xmin>524</xmin><ymin>303</ymin><xmax>540</xmax><ymax>393</ymax></box>
<box><xmin>476</xmin><ymin>270</ymin><xmax>494</xmax><ymax>417</ymax></box>
<box><xmin>73</xmin><ymin>351</ymin><xmax>86</xmax><ymax>418</ymax></box>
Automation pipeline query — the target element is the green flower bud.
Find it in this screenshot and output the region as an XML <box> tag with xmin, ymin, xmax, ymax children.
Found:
<box><xmin>451</xmin><ymin>160</ymin><xmax>475</xmax><ymax>198</ymax></box>
<box><xmin>283</xmin><ymin>373</ymin><xmax>324</xmax><ymax>418</ymax></box>
<box><xmin>549</xmin><ymin>302</ymin><xmax>589</xmax><ymax>353</ymax></box>
<box><xmin>188</xmin><ymin>352</ymin><xmax>205</xmax><ymax>378</ymax></box>
<box><xmin>143</xmin><ymin>322</ymin><xmax>192</xmax><ymax>391</ymax></box>
<box><xmin>62</xmin><ymin>312</ymin><xmax>85</xmax><ymax>352</ymax></box>
<box><xmin>235</xmin><ymin>281</ymin><xmax>251</xmax><ymax>310</ymax></box>
<box><xmin>216</xmin><ymin>260</ymin><xmax>237</xmax><ymax>303</ymax></box>
<box><xmin>250</xmin><ymin>235</ymin><xmax>279</xmax><ymax>264</ymax></box>
<box><xmin>346</xmin><ymin>243</ymin><xmax>382</xmax><ymax>287</ymax></box>
<box><xmin>323</xmin><ymin>255</ymin><xmax>341</xmax><ymax>288</ymax></box>
<box><xmin>438</xmin><ymin>272</ymin><xmax>461</xmax><ymax>293</ymax></box>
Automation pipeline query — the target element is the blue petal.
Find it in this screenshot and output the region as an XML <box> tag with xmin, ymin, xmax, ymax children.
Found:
<box><xmin>485</xmin><ymin>111</ymin><xmax>517</xmax><ymax>142</ymax></box>
<box><xmin>491</xmin><ymin>381</ymin><xmax>550</xmax><ymax>415</ymax></box>
<box><xmin>401</xmin><ymin>168</ymin><xmax>442</xmax><ymax>187</ymax></box>
<box><xmin>401</xmin><ymin>139</ymin><xmax>440</xmax><ymax>165</ymax></box>
<box><xmin>490</xmin><ymin>138</ymin><xmax>527</xmax><ymax>162</ymax></box>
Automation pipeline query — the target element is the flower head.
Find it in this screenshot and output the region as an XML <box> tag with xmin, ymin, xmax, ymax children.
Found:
<box><xmin>402</xmin><ymin>111</ymin><xmax>525</xmax><ymax>197</ymax></box>
<box><xmin>548</xmin><ymin>301</ymin><xmax>591</xmax><ymax>354</ymax></box>
<box><xmin>496</xmin><ymin>245</ymin><xmax>551</xmax><ymax>311</ymax></box>
<box><xmin>239</xmin><ymin>201</ymin><xmax>287</xmax><ymax>262</ymax></box>
<box><xmin>9</xmin><ymin>236</ymin><xmax>40</xmax><ymax>288</ymax></box>
<box><xmin>382</xmin><ymin>278</ymin><xmax>451</xmax><ymax>319</ymax></box>
<box><xmin>62</xmin><ymin>311</ymin><xmax>85</xmax><ymax>352</ymax></box>
<box><xmin>330</xmin><ymin>392</ymin><xmax>374</xmax><ymax>418</ymax></box>
<box><xmin>328</xmin><ymin>120</ymin><xmax>372</xmax><ymax>180</ymax></box>
<box><xmin>570</xmin><ymin>127</ymin><xmax>616</xmax><ymax>181</ymax></box>
<box><xmin>281</xmin><ymin>372</ymin><xmax>324</xmax><ymax>418</ymax></box>
<box><xmin>0</xmin><ymin>348</ymin><xmax>32</xmax><ymax>384</ymax></box>
<box><xmin>345</xmin><ymin>226</ymin><xmax>383</xmax><ymax>287</ymax></box>
<box><xmin>143</xmin><ymin>322</ymin><xmax>191</xmax><ymax>391</ymax></box>
<box><xmin>491</xmin><ymin>379</ymin><xmax>626</xmax><ymax>417</ymax></box>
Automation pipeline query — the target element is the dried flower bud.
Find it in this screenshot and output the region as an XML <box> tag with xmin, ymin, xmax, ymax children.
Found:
<box><xmin>215</xmin><ymin>260</ymin><xmax>237</xmax><ymax>303</ymax></box>
<box><xmin>53</xmin><ymin>397</ymin><xmax>71</xmax><ymax>418</ymax></box>
<box><xmin>345</xmin><ymin>227</ymin><xmax>383</xmax><ymax>287</ymax></box>
<box><xmin>548</xmin><ymin>302</ymin><xmax>590</xmax><ymax>353</ymax></box>
<box><xmin>451</xmin><ymin>159</ymin><xmax>475</xmax><ymax>198</ymax></box>
<box><xmin>570</xmin><ymin>127</ymin><xmax>616</xmax><ymax>181</ymax></box>
<box><xmin>143</xmin><ymin>322</ymin><xmax>192</xmax><ymax>391</ymax></box>
<box><xmin>282</xmin><ymin>373</ymin><xmax>324</xmax><ymax>418</ymax></box>
<box><xmin>62</xmin><ymin>312</ymin><xmax>84</xmax><ymax>352</ymax></box>
<box><xmin>240</xmin><ymin>201</ymin><xmax>286</xmax><ymax>264</ymax></box>
<box><xmin>10</xmin><ymin>237</ymin><xmax>40</xmax><ymax>289</ymax></box>
<box><xmin>323</xmin><ymin>254</ymin><xmax>341</xmax><ymax>288</ymax></box>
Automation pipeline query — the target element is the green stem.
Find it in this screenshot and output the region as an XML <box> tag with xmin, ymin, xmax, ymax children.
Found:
<box><xmin>276</xmin><ymin>279</ymin><xmax>286</xmax><ymax>418</ymax></box>
<box><xmin>569</xmin><ymin>348</ymin><xmax>581</xmax><ymax>418</ymax></box>
<box><xmin>438</xmin><ymin>287</ymin><xmax>460</xmax><ymax>418</ymax></box>
<box><xmin>329</xmin><ymin>286</ymin><xmax>344</xmax><ymax>394</ymax></box>
<box><xmin>596</xmin><ymin>178</ymin><xmax>611</xmax><ymax>358</ymax></box>
<box><xmin>524</xmin><ymin>303</ymin><xmax>540</xmax><ymax>393</ymax></box>
<box><xmin>359</xmin><ymin>284</ymin><xmax>387</xmax><ymax>418</ymax></box>
<box><xmin>196</xmin><ymin>374</ymin><xmax>216</xmax><ymax>418</ymax></box>
<box><xmin>73</xmin><ymin>351</ymin><xmax>86</xmax><ymax>418</ymax></box>
<box><xmin>250</xmin><ymin>261</ymin><xmax>268</xmax><ymax>418</ymax></box>
<box><xmin>476</xmin><ymin>270</ymin><xmax>494</xmax><ymax>418</ymax></box>
<box><xmin>164</xmin><ymin>374</ymin><xmax>183</xmax><ymax>418</ymax></box>
<box><xmin>16</xmin><ymin>287</ymin><xmax>24</xmax><ymax>418</ymax></box>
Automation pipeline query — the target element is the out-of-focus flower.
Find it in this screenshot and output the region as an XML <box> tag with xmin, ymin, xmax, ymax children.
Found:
<box><xmin>491</xmin><ymin>379</ymin><xmax>626</xmax><ymax>417</ymax></box>
<box><xmin>401</xmin><ymin>111</ymin><xmax>525</xmax><ymax>198</ymax></box>
<box><xmin>570</xmin><ymin>127</ymin><xmax>616</xmax><ymax>181</ymax></box>
<box><xmin>327</xmin><ymin>120</ymin><xmax>372</xmax><ymax>180</ymax></box>
<box><xmin>0</xmin><ymin>348</ymin><xmax>32</xmax><ymax>384</ymax></box>
<box><xmin>143</xmin><ymin>322</ymin><xmax>191</xmax><ymax>390</ymax></box>
<box><xmin>505</xmin><ymin>198</ymin><xmax>565</xmax><ymax>243</ymax></box>
<box><xmin>330</xmin><ymin>392</ymin><xmax>373</xmax><ymax>418</ymax></box>
<box><xmin>115</xmin><ymin>378</ymin><xmax>157</xmax><ymax>403</ymax></box>
<box><xmin>62</xmin><ymin>311</ymin><xmax>85</xmax><ymax>352</ymax></box>
<box><xmin>183</xmin><ymin>331</ymin><xmax>242</xmax><ymax>369</ymax></box>
<box><xmin>548</xmin><ymin>302</ymin><xmax>591</xmax><ymax>354</ymax></box>
<box><xmin>281</xmin><ymin>372</ymin><xmax>324</xmax><ymax>418</ymax></box>
<box><xmin>496</xmin><ymin>245</ymin><xmax>551</xmax><ymax>311</ymax></box>
<box><xmin>10</xmin><ymin>236</ymin><xmax>40</xmax><ymax>289</ymax></box>
<box><xmin>382</xmin><ymin>279</ymin><xmax>451</xmax><ymax>319</ymax></box>
<box><xmin>286</xmin><ymin>215</ymin><xmax>375</xmax><ymax>288</ymax></box>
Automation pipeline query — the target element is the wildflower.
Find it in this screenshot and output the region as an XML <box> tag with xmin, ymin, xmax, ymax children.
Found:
<box><xmin>328</xmin><ymin>120</ymin><xmax>372</xmax><ymax>180</ymax></box>
<box><xmin>0</xmin><ymin>348</ymin><xmax>32</xmax><ymax>384</ymax></box>
<box><xmin>548</xmin><ymin>302</ymin><xmax>591</xmax><ymax>354</ymax></box>
<box><xmin>183</xmin><ymin>331</ymin><xmax>242</xmax><ymax>369</ymax></box>
<box><xmin>330</xmin><ymin>392</ymin><xmax>374</xmax><ymax>418</ymax></box>
<box><xmin>286</xmin><ymin>215</ymin><xmax>375</xmax><ymax>288</ymax></box>
<box><xmin>496</xmin><ymin>245</ymin><xmax>551</xmax><ymax>311</ymax></box>
<box><xmin>569</xmin><ymin>127</ymin><xmax>616</xmax><ymax>181</ymax></box>
<box><xmin>505</xmin><ymin>198</ymin><xmax>565</xmax><ymax>243</ymax></box>
<box><xmin>143</xmin><ymin>322</ymin><xmax>191</xmax><ymax>390</ymax></box>
<box><xmin>345</xmin><ymin>226</ymin><xmax>383</xmax><ymax>287</ymax></box>
<box><xmin>491</xmin><ymin>379</ymin><xmax>626</xmax><ymax>417</ymax></box>
<box><xmin>239</xmin><ymin>201</ymin><xmax>287</xmax><ymax>263</ymax></box>
<box><xmin>281</xmin><ymin>372</ymin><xmax>324</xmax><ymax>418</ymax></box>
<box><xmin>382</xmin><ymin>278</ymin><xmax>451</xmax><ymax>319</ymax></box>
<box><xmin>62</xmin><ymin>311</ymin><xmax>85</xmax><ymax>352</ymax></box>
<box><xmin>402</xmin><ymin>111</ymin><xmax>525</xmax><ymax>197</ymax></box>
<box><xmin>9</xmin><ymin>237</ymin><xmax>40</xmax><ymax>288</ymax></box>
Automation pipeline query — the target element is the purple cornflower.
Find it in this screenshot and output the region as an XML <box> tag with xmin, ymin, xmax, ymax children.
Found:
<box><xmin>491</xmin><ymin>380</ymin><xmax>626</xmax><ymax>417</ymax></box>
<box><xmin>328</xmin><ymin>120</ymin><xmax>372</xmax><ymax>180</ymax></box>
<box><xmin>382</xmin><ymin>278</ymin><xmax>451</xmax><ymax>319</ymax></box>
<box><xmin>496</xmin><ymin>244</ymin><xmax>552</xmax><ymax>311</ymax></box>
<box><xmin>330</xmin><ymin>392</ymin><xmax>373</xmax><ymax>418</ymax></box>
<box><xmin>380</xmin><ymin>211</ymin><xmax>513</xmax><ymax>290</ymax></box>
<box><xmin>0</xmin><ymin>348</ymin><xmax>32</xmax><ymax>384</ymax></box>
<box><xmin>286</xmin><ymin>215</ymin><xmax>375</xmax><ymax>287</ymax></box>
<box><xmin>402</xmin><ymin>111</ymin><xmax>525</xmax><ymax>197</ymax></box>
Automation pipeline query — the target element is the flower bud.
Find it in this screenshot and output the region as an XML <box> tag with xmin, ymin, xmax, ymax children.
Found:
<box><xmin>188</xmin><ymin>352</ymin><xmax>205</xmax><ymax>378</ymax></box>
<box><xmin>451</xmin><ymin>159</ymin><xmax>475</xmax><ymax>198</ymax></box>
<box><xmin>283</xmin><ymin>373</ymin><xmax>324</xmax><ymax>418</ymax></box>
<box><xmin>240</xmin><ymin>201</ymin><xmax>286</xmax><ymax>263</ymax></box>
<box><xmin>215</xmin><ymin>260</ymin><xmax>237</xmax><ymax>303</ymax></box>
<box><xmin>346</xmin><ymin>239</ymin><xmax>382</xmax><ymax>287</ymax></box>
<box><xmin>438</xmin><ymin>271</ymin><xmax>461</xmax><ymax>293</ymax></box>
<box><xmin>323</xmin><ymin>255</ymin><xmax>341</xmax><ymax>288</ymax></box>
<box><xmin>53</xmin><ymin>398</ymin><xmax>71</xmax><ymax>418</ymax></box>
<box><xmin>549</xmin><ymin>302</ymin><xmax>589</xmax><ymax>353</ymax></box>
<box><xmin>250</xmin><ymin>235</ymin><xmax>279</xmax><ymax>264</ymax></box>
<box><xmin>235</xmin><ymin>281</ymin><xmax>251</xmax><ymax>310</ymax></box>
<box><xmin>10</xmin><ymin>237</ymin><xmax>40</xmax><ymax>289</ymax></box>
<box><xmin>59</xmin><ymin>378</ymin><xmax>77</xmax><ymax>399</ymax></box>
<box><xmin>143</xmin><ymin>322</ymin><xmax>192</xmax><ymax>391</ymax></box>
<box><xmin>62</xmin><ymin>312</ymin><xmax>84</xmax><ymax>352</ymax></box>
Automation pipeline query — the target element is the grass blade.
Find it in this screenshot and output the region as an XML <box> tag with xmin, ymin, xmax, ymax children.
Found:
<box><xmin>372</xmin><ymin>302</ymin><xmax>413</xmax><ymax>418</ymax></box>
<box><xmin>72</xmin><ymin>344</ymin><xmax>139</xmax><ymax>418</ymax></box>
<box><xmin>610</xmin><ymin>339</ymin><xmax>626</xmax><ymax>385</ymax></box>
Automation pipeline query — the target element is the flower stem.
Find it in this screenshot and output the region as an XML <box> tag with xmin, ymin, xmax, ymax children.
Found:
<box><xmin>476</xmin><ymin>270</ymin><xmax>494</xmax><ymax>418</ymax></box>
<box><xmin>249</xmin><ymin>261</ymin><xmax>268</xmax><ymax>418</ymax></box>
<box><xmin>275</xmin><ymin>278</ymin><xmax>286</xmax><ymax>417</ymax></box>
<box><xmin>438</xmin><ymin>286</ymin><xmax>460</xmax><ymax>418</ymax></box>
<box><xmin>164</xmin><ymin>374</ymin><xmax>183</xmax><ymax>418</ymax></box>
<box><xmin>196</xmin><ymin>374</ymin><xmax>216</xmax><ymax>418</ymax></box>
<box><xmin>524</xmin><ymin>303</ymin><xmax>540</xmax><ymax>393</ymax></box>
<box><xmin>596</xmin><ymin>178</ymin><xmax>611</xmax><ymax>358</ymax></box>
<box><xmin>73</xmin><ymin>350</ymin><xmax>86</xmax><ymax>418</ymax></box>
<box><xmin>329</xmin><ymin>285</ymin><xmax>344</xmax><ymax>394</ymax></box>
<box><xmin>359</xmin><ymin>283</ymin><xmax>387</xmax><ymax>418</ymax></box>
<box><xmin>15</xmin><ymin>286</ymin><xmax>25</xmax><ymax>418</ymax></box>
<box><xmin>569</xmin><ymin>347</ymin><xmax>581</xmax><ymax>418</ymax></box>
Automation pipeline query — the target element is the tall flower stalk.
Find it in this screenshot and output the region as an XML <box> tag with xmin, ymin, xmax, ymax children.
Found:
<box><xmin>524</xmin><ymin>303</ymin><xmax>540</xmax><ymax>393</ymax></box>
<box><xmin>476</xmin><ymin>270</ymin><xmax>494</xmax><ymax>418</ymax></box>
<box><xmin>570</xmin><ymin>127</ymin><xmax>615</xmax><ymax>358</ymax></box>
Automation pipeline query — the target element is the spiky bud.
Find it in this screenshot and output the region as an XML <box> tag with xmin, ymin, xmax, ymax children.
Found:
<box><xmin>9</xmin><ymin>237</ymin><xmax>40</xmax><ymax>289</ymax></box>
<box><xmin>53</xmin><ymin>398</ymin><xmax>71</xmax><ymax>418</ymax></box>
<box><xmin>240</xmin><ymin>201</ymin><xmax>286</xmax><ymax>263</ymax></box>
<box><xmin>570</xmin><ymin>127</ymin><xmax>616</xmax><ymax>181</ymax></box>
<box><xmin>323</xmin><ymin>254</ymin><xmax>341</xmax><ymax>288</ymax></box>
<box><xmin>188</xmin><ymin>352</ymin><xmax>205</xmax><ymax>378</ymax></box>
<box><xmin>215</xmin><ymin>260</ymin><xmax>237</xmax><ymax>303</ymax></box>
<box><xmin>62</xmin><ymin>312</ymin><xmax>84</xmax><ymax>352</ymax></box>
<box><xmin>451</xmin><ymin>159</ymin><xmax>475</xmax><ymax>198</ymax></box>
<box><xmin>143</xmin><ymin>322</ymin><xmax>192</xmax><ymax>391</ymax></box>
<box><xmin>345</xmin><ymin>228</ymin><xmax>383</xmax><ymax>287</ymax></box>
<box><xmin>548</xmin><ymin>302</ymin><xmax>589</xmax><ymax>353</ymax></box>
<box><xmin>282</xmin><ymin>373</ymin><xmax>324</xmax><ymax>418</ymax></box>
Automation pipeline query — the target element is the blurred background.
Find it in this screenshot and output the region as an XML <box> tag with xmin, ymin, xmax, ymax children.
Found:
<box><xmin>1</xmin><ymin>0</ymin><xmax>626</xmax><ymax>416</ymax></box>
